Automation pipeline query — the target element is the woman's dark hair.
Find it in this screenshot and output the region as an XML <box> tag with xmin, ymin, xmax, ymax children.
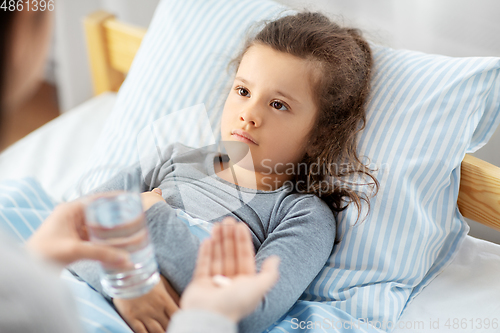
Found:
<box><xmin>0</xmin><ymin>10</ymin><xmax>17</xmax><ymax>132</ymax></box>
<box><xmin>229</xmin><ymin>12</ymin><xmax>380</xmax><ymax>237</ymax></box>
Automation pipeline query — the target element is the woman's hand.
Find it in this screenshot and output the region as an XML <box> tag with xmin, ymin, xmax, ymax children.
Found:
<box><xmin>180</xmin><ymin>217</ymin><xmax>280</xmax><ymax>323</ymax></box>
<box><xmin>141</xmin><ymin>188</ymin><xmax>165</xmax><ymax>211</ymax></box>
<box><xmin>26</xmin><ymin>200</ymin><xmax>132</xmax><ymax>267</ymax></box>
<box><xmin>113</xmin><ymin>274</ymin><xmax>180</xmax><ymax>333</ymax></box>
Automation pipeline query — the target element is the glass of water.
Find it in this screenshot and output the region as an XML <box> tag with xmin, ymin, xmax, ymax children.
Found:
<box><xmin>79</xmin><ymin>167</ymin><xmax>160</xmax><ymax>299</ymax></box>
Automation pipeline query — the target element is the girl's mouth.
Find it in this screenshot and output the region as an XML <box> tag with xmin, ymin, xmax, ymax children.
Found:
<box><xmin>231</xmin><ymin>130</ymin><xmax>258</xmax><ymax>145</ymax></box>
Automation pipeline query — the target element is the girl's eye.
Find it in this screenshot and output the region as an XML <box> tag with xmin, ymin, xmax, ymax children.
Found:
<box><xmin>237</xmin><ymin>87</ymin><xmax>249</xmax><ymax>97</ymax></box>
<box><xmin>271</xmin><ymin>100</ymin><xmax>288</xmax><ymax>111</ymax></box>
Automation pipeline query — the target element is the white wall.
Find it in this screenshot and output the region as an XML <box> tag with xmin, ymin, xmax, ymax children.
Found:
<box><xmin>275</xmin><ymin>0</ymin><xmax>500</xmax><ymax>57</ymax></box>
<box><xmin>276</xmin><ymin>0</ymin><xmax>500</xmax><ymax>244</ymax></box>
<box><xmin>51</xmin><ymin>0</ymin><xmax>160</xmax><ymax>112</ymax></box>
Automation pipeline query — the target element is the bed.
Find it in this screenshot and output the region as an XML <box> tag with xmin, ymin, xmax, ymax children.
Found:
<box><xmin>1</xmin><ymin>1</ymin><xmax>500</xmax><ymax>332</ymax></box>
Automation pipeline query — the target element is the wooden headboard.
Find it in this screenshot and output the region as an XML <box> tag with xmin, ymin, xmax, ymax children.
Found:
<box><xmin>83</xmin><ymin>11</ymin><xmax>500</xmax><ymax>231</ymax></box>
<box><xmin>84</xmin><ymin>11</ymin><xmax>147</xmax><ymax>95</ymax></box>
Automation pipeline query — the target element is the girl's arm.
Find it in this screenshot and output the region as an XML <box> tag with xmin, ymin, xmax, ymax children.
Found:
<box><xmin>237</xmin><ymin>195</ymin><xmax>336</xmax><ymax>333</ymax></box>
<box><xmin>169</xmin><ymin>219</ymin><xmax>280</xmax><ymax>333</ymax></box>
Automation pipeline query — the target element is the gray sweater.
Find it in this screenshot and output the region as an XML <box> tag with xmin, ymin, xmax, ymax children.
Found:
<box><xmin>70</xmin><ymin>142</ymin><xmax>336</xmax><ymax>333</ymax></box>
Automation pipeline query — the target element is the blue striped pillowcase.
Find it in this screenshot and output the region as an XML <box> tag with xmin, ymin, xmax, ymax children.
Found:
<box><xmin>76</xmin><ymin>0</ymin><xmax>500</xmax><ymax>332</ymax></box>
<box><xmin>291</xmin><ymin>47</ymin><xmax>500</xmax><ymax>331</ymax></box>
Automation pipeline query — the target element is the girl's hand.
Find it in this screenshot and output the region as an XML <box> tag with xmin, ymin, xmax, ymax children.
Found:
<box><xmin>26</xmin><ymin>201</ymin><xmax>132</xmax><ymax>267</ymax></box>
<box><xmin>180</xmin><ymin>217</ymin><xmax>280</xmax><ymax>322</ymax></box>
<box><xmin>113</xmin><ymin>274</ymin><xmax>180</xmax><ymax>333</ymax></box>
<box><xmin>141</xmin><ymin>188</ymin><xmax>165</xmax><ymax>211</ymax></box>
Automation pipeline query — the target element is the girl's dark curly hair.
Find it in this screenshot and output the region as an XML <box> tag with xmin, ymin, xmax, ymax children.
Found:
<box><xmin>229</xmin><ymin>12</ymin><xmax>380</xmax><ymax>234</ymax></box>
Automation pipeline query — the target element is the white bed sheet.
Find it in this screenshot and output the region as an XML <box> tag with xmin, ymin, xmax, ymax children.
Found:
<box><xmin>0</xmin><ymin>92</ymin><xmax>116</xmax><ymax>202</ymax></box>
<box><xmin>1</xmin><ymin>92</ymin><xmax>499</xmax><ymax>333</ymax></box>
<box><xmin>393</xmin><ymin>235</ymin><xmax>500</xmax><ymax>333</ymax></box>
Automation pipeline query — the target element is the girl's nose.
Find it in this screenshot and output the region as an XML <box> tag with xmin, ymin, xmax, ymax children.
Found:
<box><xmin>239</xmin><ymin>108</ymin><xmax>261</xmax><ymax>127</ymax></box>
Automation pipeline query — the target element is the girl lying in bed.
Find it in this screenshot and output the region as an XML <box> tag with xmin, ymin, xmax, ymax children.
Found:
<box><xmin>70</xmin><ymin>11</ymin><xmax>379</xmax><ymax>333</ymax></box>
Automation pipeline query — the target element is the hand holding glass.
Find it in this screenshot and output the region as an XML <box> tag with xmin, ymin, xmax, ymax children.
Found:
<box><xmin>80</xmin><ymin>169</ymin><xmax>160</xmax><ymax>299</ymax></box>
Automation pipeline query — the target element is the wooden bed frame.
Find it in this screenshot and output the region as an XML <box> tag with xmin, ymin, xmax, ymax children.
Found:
<box><xmin>83</xmin><ymin>11</ymin><xmax>500</xmax><ymax>231</ymax></box>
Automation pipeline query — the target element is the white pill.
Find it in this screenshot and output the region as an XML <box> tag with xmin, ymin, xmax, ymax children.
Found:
<box><xmin>212</xmin><ymin>274</ymin><xmax>232</xmax><ymax>287</ymax></box>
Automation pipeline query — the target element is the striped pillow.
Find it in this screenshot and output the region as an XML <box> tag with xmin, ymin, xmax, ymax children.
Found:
<box><xmin>291</xmin><ymin>47</ymin><xmax>500</xmax><ymax>331</ymax></box>
<box><xmin>78</xmin><ymin>0</ymin><xmax>500</xmax><ymax>332</ymax></box>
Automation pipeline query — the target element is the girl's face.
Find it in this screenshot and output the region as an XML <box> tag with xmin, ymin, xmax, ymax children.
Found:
<box><xmin>220</xmin><ymin>44</ymin><xmax>318</xmax><ymax>176</ymax></box>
